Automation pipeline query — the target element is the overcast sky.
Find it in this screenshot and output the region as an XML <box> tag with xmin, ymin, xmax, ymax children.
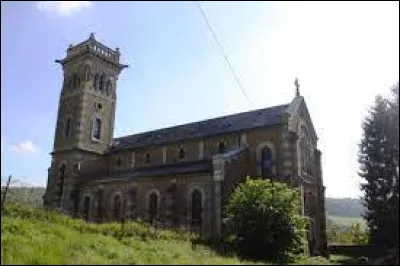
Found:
<box><xmin>1</xmin><ymin>1</ymin><xmax>399</xmax><ymax>198</ymax></box>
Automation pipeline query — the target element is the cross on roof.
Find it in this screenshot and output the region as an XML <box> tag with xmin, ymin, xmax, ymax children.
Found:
<box><xmin>294</xmin><ymin>78</ymin><xmax>300</xmax><ymax>97</ymax></box>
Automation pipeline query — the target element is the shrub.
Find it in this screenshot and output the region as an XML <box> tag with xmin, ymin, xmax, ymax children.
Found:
<box><xmin>224</xmin><ymin>177</ymin><xmax>306</xmax><ymax>262</ymax></box>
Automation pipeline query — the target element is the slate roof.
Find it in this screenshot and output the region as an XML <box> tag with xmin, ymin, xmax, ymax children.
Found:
<box><xmin>80</xmin><ymin>159</ymin><xmax>213</xmax><ymax>184</ymax></box>
<box><xmin>110</xmin><ymin>103</ymin><xmax>289</xmax><ymax>151</ymax></box>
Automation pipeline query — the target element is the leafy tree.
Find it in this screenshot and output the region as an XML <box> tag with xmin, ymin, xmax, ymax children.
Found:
<box><xmin>359</xmin><ymin>83</ymin><xmax>399</xmax><ymax>248</ymax></box>
<box><xmin>326</xmin><ymin>219</ymin><xmax>368</xmax><ymax>245</ymax></box>
<box><xmin>224</xmin><ymin>177</ymin><xmax>306</xmax><ymax>262</ymax></box>
<box><xmin>349</xmin><ymin>222</ymin><xmax>368</xmax><ymax>245</ymax></box>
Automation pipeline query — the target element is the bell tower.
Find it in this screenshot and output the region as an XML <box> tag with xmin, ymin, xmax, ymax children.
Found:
<box><xmin>44</xmin><ymin>33</ymin><xmax>127</xmax><ymax>210</ymax></box>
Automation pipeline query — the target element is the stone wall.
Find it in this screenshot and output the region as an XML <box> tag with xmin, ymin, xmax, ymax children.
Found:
<box><xmin>76</xmin><ymin>173</ymin><xmax>215</xmax><ymax>236</ymax></box>
<box><xmin>107</xmin><ymin>126</ymin><xmax>283</xmax><ymax>173</ymax></box>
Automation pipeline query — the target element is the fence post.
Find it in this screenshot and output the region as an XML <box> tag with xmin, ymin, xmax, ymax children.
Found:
<box><xmin>1</xmin><ymin>175</ymin><xmax>12</xmax><ymax>210</ymax></box>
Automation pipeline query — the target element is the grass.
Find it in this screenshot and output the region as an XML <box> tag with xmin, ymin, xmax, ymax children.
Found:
<box><xmin>1</xmin><ymin>204</ymin><xmax>350</xmax><ymax>265</ymax></box>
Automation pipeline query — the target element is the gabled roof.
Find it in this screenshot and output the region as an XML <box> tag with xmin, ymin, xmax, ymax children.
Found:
<box><xmin>110</xmin><ymin>103</ymin><xmax>290</xmax><ymax>151</ymax></box>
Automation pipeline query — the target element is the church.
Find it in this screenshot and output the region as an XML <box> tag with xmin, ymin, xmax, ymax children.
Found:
<box><xmin>43</xmin><ymin>33</ymin><xmax>328</xmax><ymax>255</ymax></box>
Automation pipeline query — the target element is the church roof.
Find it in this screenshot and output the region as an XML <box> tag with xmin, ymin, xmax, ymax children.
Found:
<box><xmin>80</xmin><ymin>159</ymin><xmax>213</xmax><ymax>184</ymax></box>
<box><xmin>111</xmin><ymin>103</ymin><xmax>289</xmax><ymax>151</ymax></box>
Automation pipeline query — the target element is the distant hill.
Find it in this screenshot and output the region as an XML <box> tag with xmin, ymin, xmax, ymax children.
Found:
<box><xmin>2</xmin><ymin>187</ymin><xmax>45</xmax><ymax>207</ymax></box>
<box><xmin>325</xmin><ymin>197</ymin><xmax>365</xmax><ymax>218</ymax></box>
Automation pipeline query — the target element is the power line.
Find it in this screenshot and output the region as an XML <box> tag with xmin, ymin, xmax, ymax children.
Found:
<box><xmin>194</xmin><ymin>1</ymin><xmax>251</xmax><ymax>105</ymax></box>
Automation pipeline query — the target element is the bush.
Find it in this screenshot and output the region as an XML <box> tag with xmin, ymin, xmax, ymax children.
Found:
<box><xmin>224</xmin><ymin>177</ymin><xmax>306</xmax><ymax>262</ymax></box>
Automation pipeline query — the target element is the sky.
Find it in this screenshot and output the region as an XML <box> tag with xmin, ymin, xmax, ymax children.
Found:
<box><xmin>1</xmin><ymin>1</ymin><xmax>399</xmax><ymax>198</ymax></box>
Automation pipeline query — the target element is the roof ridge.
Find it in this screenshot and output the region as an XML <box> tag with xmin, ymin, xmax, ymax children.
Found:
<box><xmin>114</xmin><ymin>103</ymin><xmax>289</xmax><ymax>141</ymax></box>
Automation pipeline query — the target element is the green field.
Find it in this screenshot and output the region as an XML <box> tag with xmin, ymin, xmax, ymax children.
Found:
<box><xmin>1</xmin><ymin>204</ymin><xmax>352</xmax><ymax>265</ymax></box>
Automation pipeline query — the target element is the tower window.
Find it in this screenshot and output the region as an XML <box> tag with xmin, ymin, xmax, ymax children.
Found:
<box><xmin>92</xmin><ymin>117</ymin><xmax>102</xmax><ymax>141</ymax></box>
<box><xmin>73</xmin><ymin>73</ymin><xmax>79</xmax><ymax>88</ymax></box>
<box><xmin>106</xmin><ymin>80</ymin><xmax>112</xmax><ymax>95</ymax></box>
<box><xmin>65</xmin><ymin>118</ymin><xmax>72</xmax><ymax>139</ymax></box>
<box><xmin>99</xmin><ymin>75</ymin><xmax>105</xmax><ymax>93</ymax></box>
<box><xmin>93</xmin><ymin>74</ymin><xmax>99</xmax><ymax>90</ymax></box>
<box><xmin>117</xmin><ymin>157</ymin><xmax>122</xmax><ymax>167</ymax></box>
<box><xmin>145</xmin><ymin>153</ymin><xmax>150</xmax><ymax>164</ymax></box>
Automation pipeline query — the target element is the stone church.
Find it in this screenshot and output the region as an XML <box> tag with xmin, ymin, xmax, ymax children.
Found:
<box><xmin>44</xmin><ymin>34</ymin><xmax>328</xmax><ymax>255</ymax></box>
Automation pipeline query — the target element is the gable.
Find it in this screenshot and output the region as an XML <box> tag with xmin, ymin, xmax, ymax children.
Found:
<box><xmin>286</xmin><ymin>96</ymin><xmax>318</xmax><ymax>145</ymax></box>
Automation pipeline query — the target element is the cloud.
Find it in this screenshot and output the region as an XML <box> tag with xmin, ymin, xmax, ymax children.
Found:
<box><xmin>9</xmin><ymin>141</ymin><xmax>38</xmax><ymax>155</ymax></box>
<box><xmin>36</xmin><ymin>1</ymin><xmax>92</xmax><ymax>16</ymax></box>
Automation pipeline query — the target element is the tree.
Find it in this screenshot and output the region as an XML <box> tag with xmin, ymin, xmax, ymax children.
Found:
<box><xmin>224</xmin><ymin>177</ymin><xmax>306</xmax><ymax>262</ymax></box>
<box><xmin>359</xmin><ymin>84</ymin><xmax>399</xmax><ymax>248</ymax></box>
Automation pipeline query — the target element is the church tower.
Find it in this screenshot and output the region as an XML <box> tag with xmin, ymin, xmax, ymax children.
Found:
<box><xmin>44</xmin><ymin>33</ymin><xmax>127</xmax><ymax>210</ymax></box>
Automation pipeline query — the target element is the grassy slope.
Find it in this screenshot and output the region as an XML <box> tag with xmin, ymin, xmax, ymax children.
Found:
<box><xmin>1</xmin><ymin>204</ymin><xmax>344</xmax><ymax>265</ymax></box>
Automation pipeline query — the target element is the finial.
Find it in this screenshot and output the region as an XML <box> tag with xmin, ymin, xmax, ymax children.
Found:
<box><xmin>294</xmin><ymin>77</ymin><xmax>300</xmax><ymax>97</ymax></box>
<box><xmin>89</xmin><ymin>32</ymin><xmax>95</xmax><ymax>40</ymax></box>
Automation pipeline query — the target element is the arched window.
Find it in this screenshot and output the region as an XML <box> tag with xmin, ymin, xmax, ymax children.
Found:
<box><xmin>99</xmin><ymin>75</ymin><xmax>105</xmax><ymax>93</ymax></box>
<box><xmin>261</xmin><ymin>147</ymin><xmax>273</xmax><ymax>178</ymax></box>
<box><xmin>72</xmin><ymin>73</ymin><xmax>78</xmax><ymax>88</ymax></box>
<box><xmin>83</xmin><ymin>196</ymin><xmax>91</xmax><ymax>221</ymax></box>
<box><xmin>93</xmin><ymin>74</ymin><xmax>99</xmax><ymax>90</ymax></box>
<box><xmin>191</xmin><ymin>190</ymin><xmax>202</xmax><ymax>231</ymax></box>
<box><xmin>92</xmin><ymin>117</ymin><xmax>102</xmax><ymax>140</ymax></box>
<box><xmin>97</xmin><ymin>192</ymin><xmax>103</xmax><ymax>223</ymax></box>
<box><xmin>71</xmin><ymin>189</ymin><xmax>78</xmax><ymax>217</ymax></box>
<box><xmin>117</xmin><ymin>157</ymin><xmax>122</xmax><ymax>168</ymax></box>
<box><xmin>149</xmin><ymin>192</ymin><xmax>158</xmax><ymax>224</ymax></box>
<box><xmin>114</xmin><ymin>195</ymin><xmax>122</xmax><ymax>222</ymax></box>
<box><xmin>65</xmin><ymin>118</ymin><xmax>71</xmax><ymax>138</ymax></box>
<box><xmin>106</xmin><ymin>80</ymin><xmax>112</xmax><ymax>95</ymax></box>
<box><xmin>145</xmin><ymin>153</ymin><xmax>151</xmax><ymax>164</ymax></box>
<box><xmin>218</xmin><ymin>142</ymin><xmax>225</xmax><ymax>154</ymax></box>
<box><xmin>58</xmin><ymin>164</ymin><xmax>66</xmax><ymax>201</ymax></box>
<box><xmin>130</xmin><ymin>187</ymin><xmax>137</xmax><ymax>219</ymax></box>
<box><xmin>300</xmin><ymin>126</ymin><xmax>313</xmax><ymax>175</ymax></box>
<box><xmin>178</xmin><ymin>148</ymin><xmax>185</xmax><ymax>160</ymax></box>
